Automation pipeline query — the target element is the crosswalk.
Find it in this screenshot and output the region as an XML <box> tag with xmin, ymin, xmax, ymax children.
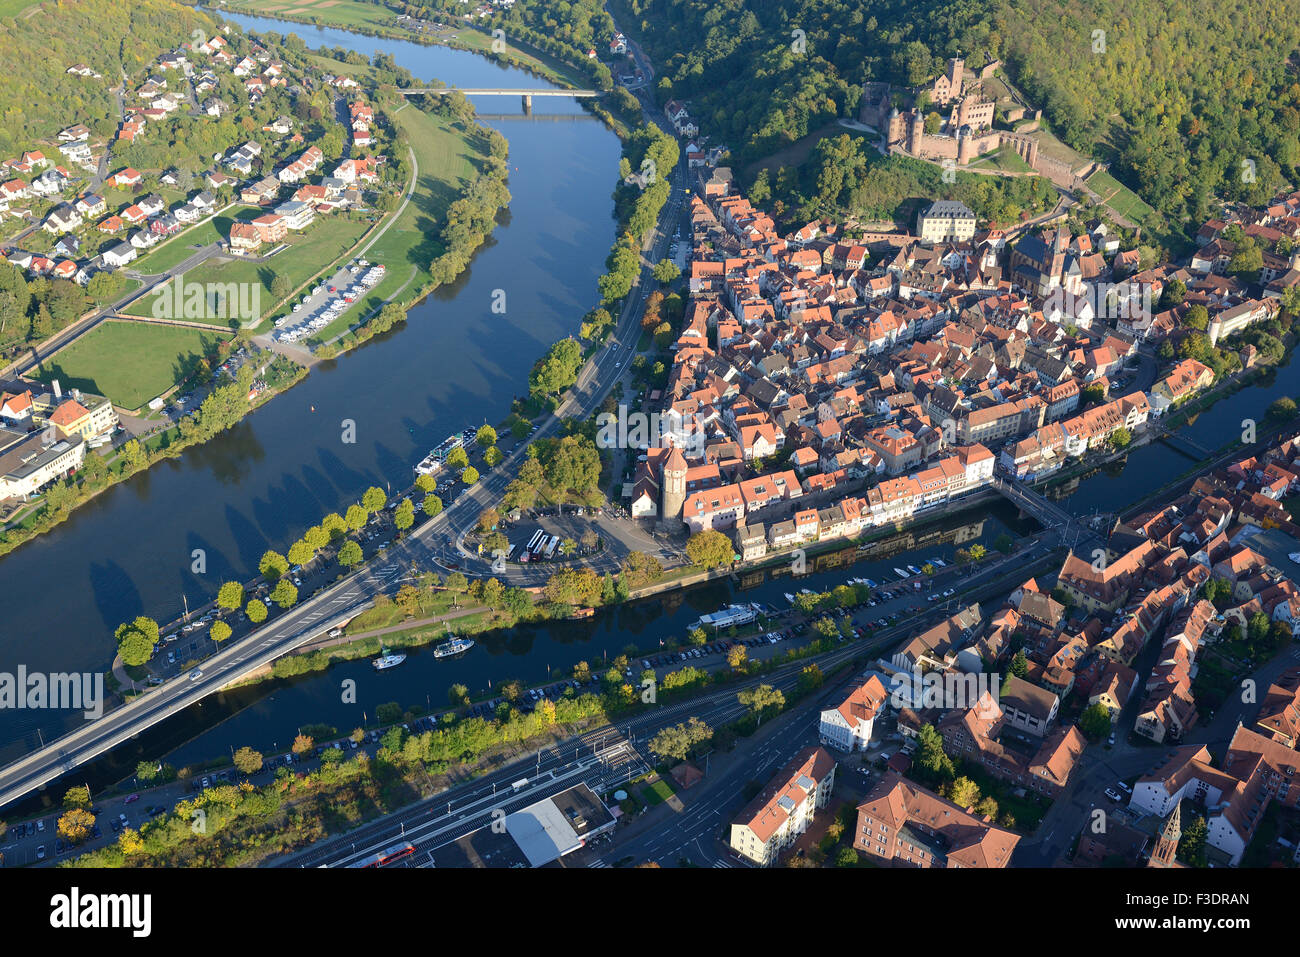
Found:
<box><xmin>588</xmin><ymin>859</ymin><xmax>607</xmax><ymax>868</ymax></box>
<box><xmin>711</xmin><ymin>859</ymin><xmax>732</xmax><ymax>868</ymax></box>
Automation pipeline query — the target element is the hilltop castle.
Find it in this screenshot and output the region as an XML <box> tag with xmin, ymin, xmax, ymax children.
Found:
<box><xmin>862</xmin><ymin>57</ymin><xmax>1041</xmax><ymax>171</ymax></box>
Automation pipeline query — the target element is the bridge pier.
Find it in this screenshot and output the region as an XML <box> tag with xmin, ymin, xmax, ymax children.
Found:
<box><xmin>522</xmin><ymin>94</ymin><xmax>532</xmax><ymax>113</ymax></box>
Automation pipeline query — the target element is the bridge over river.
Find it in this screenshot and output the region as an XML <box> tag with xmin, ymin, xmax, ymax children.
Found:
<box><xmin>399</xmin><ymin>87</ymin><xmax>599</xmax><ymax>110</ymax></box>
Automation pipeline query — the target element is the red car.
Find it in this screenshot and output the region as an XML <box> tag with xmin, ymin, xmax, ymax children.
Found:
<box><xmin>124</xmin><ymin>793</ymin><xmax>140</xmax><ymax>804</ymax></box>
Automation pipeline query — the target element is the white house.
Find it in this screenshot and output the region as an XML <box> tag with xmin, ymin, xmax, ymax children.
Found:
<box><xmin>819</xmin><ymin>676</ymin><xmax>888</xmax><ymax>752</ymax></box>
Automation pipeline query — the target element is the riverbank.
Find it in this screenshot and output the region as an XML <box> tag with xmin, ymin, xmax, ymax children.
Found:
<box><xmin>0</xmin><ymin>351</ymin><xmax>307</xmax><ymax>559</ymax></box>
<box><xmin>217</xmin><ymin>0</ymin><xmax>592</xmax><ymax>90</ymax></box>
<box><xmin>0</xmin><ymin>89</ymin><xmax>502</xmax><ymax>561</ymax></box>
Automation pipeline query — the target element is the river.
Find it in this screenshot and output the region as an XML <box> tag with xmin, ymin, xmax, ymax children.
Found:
<box><xmin>0</xmin><ymin>13</ymin><xmax>621</xmax><ymax>762</ymax></box>
<box><xmin>1</xmin><ymin>12</ymin><xmax>1293</xmax><ymax>797</ymax></box>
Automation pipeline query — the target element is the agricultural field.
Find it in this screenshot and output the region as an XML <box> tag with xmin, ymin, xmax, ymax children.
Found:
<box><xmin>227</xmin><ymin>0</ymin><xmax>394</xmax><ymax>29</ymax></box>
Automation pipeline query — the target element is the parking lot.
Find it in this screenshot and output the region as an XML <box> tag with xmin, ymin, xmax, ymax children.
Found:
<box><xmin>272</xmin><ymin>259</ymin><xmax>386</xmax><ymax>344</ymax></box>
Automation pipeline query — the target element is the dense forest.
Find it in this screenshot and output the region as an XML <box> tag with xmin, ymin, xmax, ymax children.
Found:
<box><xmin>997</xmin><ymin>0</ymin><xmax>1300</xmax><ymax>223</ymax></box>
<box><xmin>613</xmin><ymin>0</ymin><xmax>1300</xmax><ymax>231</ymax></box>
<box><xmin>0</xmin><ymin>0</ymin><xmax>219</xmax><ymax>156</ymax></box>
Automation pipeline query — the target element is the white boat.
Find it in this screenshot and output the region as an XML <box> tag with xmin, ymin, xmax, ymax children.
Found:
<box><xmin>800</xmin><ymin>588</ymin><xmax>815</xmax><ymax>595</ymax></box>
<box><xmin>784</xmin><ymin>592</ymin><xmax>797</xmax><ymax>604</ymax></box>
<box><xmin>894</xmin><ymin>568</ymin><xmax>909</xmax><ymax>579</ymax></box>
<box><xmin>434</xmin><ymin>635</ymin><xmax>475</xmax><ymax>658</ymax></box>
<box><xmin>373</xmin><ymin>652</ymin><xmax>406</xmax><ymax>670</ymax></box>
<box><xmin>695</xmin><ymin>603</ymin><xmax>760</xmax><ymax>631</ymax></box>
<box><xmin>907</xmin><ymin>565</ymin><xmax>921</xmax><ymax>575</ymax></box>
<box><xmin>931</xmin><ymin>559</ymin><xmax>946</xmax><ymax>568</ymax></box>
<box><xmin>1290</xmin><ymin>552</ymin><xmax>1300</xmax><ymax>565</ymax></box>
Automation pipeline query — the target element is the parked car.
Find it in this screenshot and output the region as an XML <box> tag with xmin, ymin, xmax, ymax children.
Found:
<box><xmin>1105</xmin><ymin>787</ymin><xmax>1123</xmax><ymax>802</ymax></box>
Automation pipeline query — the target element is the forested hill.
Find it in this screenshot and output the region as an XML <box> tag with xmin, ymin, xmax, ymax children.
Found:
<box><xmin>615</xmin><ymin>0</ymin><xmax>1300</xmax><ymax>229</ymax></box>
<box><xmin>0</xmin><ymin>0</ymin><xmax>219</xmax><ymax>156</ymax></box>
<box><xmin>997</xmin><ymin>0</ymin><xmax>1300</xmax><ymax>224</ymax></box>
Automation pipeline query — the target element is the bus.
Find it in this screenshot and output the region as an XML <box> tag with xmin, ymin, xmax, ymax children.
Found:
<box><xmin>526</xmin><ymin>529</ymin><xmax>545</xmax><ymax>552</ymax></box>
<box><xmin>544</xmin><ymin>536</ymin><xmax>560</xmax><ymax>559</ymax></box>
<box><xmin>348</xmin><ymin>842</ymin><xmax>417</xmax><ymax>868</ymax></box>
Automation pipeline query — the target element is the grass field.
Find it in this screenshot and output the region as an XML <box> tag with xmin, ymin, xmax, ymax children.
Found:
<box><xmin>1085</xmin><ymin>168</ymin><xmax>1158</xmax><ymax>226</ymax></box>
<box><xmin>640</xmin><ymin>778</ymin><xmax>676</xmax><ymax>805</ymax></box>
<box><xmin>308</xmin><ymin>104</ymin><xmax>487</xmax><ymax>345</ymax></box>
<box><xmin>127</xmin><ymin>215</ymin><xmax>375</xmax><ymax>327</ymax></box>
<box><xmin>33</xmin><ymin>321</ymin><xmax>231</xmax><ymax>409</ymax></box>
<box><xmin>130</xmin><ymin>205</ymin><xmax>262</xmax><ymax>276</ymax></box>
<box><xmin>0</xmin><ymin>0</ymin><xmax>39</xmax><ymax>18</ymax></box>
<box><xmin>968</xmin><ymin>145</ymin><xmax>1036</xmax><ymax>174</ymax></box>
<box><xmin>230</xmin><ymin>0</ymin><xmax>395</xmax><ymax>29</ymax></box>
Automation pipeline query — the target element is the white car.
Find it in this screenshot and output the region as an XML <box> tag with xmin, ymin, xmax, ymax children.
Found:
<box><xmin>188</xmin><ymin>669</ymin><xmax>203</xmax><ymax>682</ymax></box>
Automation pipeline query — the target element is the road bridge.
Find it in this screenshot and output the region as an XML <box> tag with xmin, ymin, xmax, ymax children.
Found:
<box><xmin>400</xmin><ymin>87</ymin><xmax>598</xmax><ymax>111</ymax></box>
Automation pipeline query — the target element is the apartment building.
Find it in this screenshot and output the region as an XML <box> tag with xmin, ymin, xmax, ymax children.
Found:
<box><xmin>729</xmin><ymin>746</ymin><xmax>837</xmax><ymax>865</ymax></box>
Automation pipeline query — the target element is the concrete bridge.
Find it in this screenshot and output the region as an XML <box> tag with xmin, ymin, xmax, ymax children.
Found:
<box><xmin>400</xmin><ymin>87</ymin><xmax>598</xmax><ymax>110</ymax></box>
<box><xmin>993</xmin><ymin>476</ymin><xmax>1077</xmax><ymax>529</ymax></box>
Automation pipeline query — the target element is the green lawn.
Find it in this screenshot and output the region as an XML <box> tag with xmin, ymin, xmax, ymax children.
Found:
<box><xmin>969</xmin><ymin>145</ymin><xmax>1036</xmax><ymax>174</ymax></box>
<box><xmin>308</xmin><ymin>105</ymin><xmax>487</xmax><ymax>346</ymax></box>
<box><xmin>130</xmin><ymin>205</ymin><xmax>262</xmax><ymax>276</ymax></box>
<box><xmin>32</xmin><ymin>320</ymin><xmax>231</xmax><ymax>409</ymax></box>
<box><xmin>1085</xmin><ymin>169</ymin><xmax>1158</xmax><ymax>226</ymax></box>
<box><xmin>640</xmin><ymin>778</ymin><xmax>676</xmax><ymax>805</ymax></box>
<box><xmin>176</xmin><ymin>215</ymin><xmax>374</xmax><ymax>326</ymax></box>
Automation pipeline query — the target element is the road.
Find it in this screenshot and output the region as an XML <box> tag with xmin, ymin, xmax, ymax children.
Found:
<box><xmin>0</xmin><ymin>97</ymin><xmax>690</xmax><ymax>812</ymax></box>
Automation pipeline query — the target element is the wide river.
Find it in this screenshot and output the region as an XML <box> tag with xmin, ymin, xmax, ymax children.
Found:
<box><xmin>0</xmin><ymin>13</ymin><xmax>1293</xmax><ymax>795</ymax></box>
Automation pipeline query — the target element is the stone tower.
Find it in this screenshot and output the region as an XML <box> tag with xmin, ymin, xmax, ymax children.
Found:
<box><xmin>1147</xmin><ymin>803</ymin><xmax>1181</xmax><ymax>869</ymax></box>
<box><xmin>908</xmin><ymin>110</ymin><xmax>924</xmax><ymax>152</ymax></box>
<box><xmin>660</xmin><ymin>446</ymin><xmax>687</xmax><ymax>528</ymax></box>
<box><xmin>947</xmin><ymin>57</ymin><xmax>965</xmax><ymax>95</ymax></box>
<box><xmin>956</xmin><ymin>127</ymin><xmax>975</xmax><ymax>165</ymax></box>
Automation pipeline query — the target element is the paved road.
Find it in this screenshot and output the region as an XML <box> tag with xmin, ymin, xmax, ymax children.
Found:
<box><xmin>0</xmin><ymin>115</ymin><xmax>689</xmax><ymax>812</ymax></box>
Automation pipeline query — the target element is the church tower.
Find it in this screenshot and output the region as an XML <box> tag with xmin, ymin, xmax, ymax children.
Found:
<box><xmin>1148</xmin><ymin>803</ymin><xmax>1182</xmax><ymax>868</ymax></box>
<box><xmin>660</xmin><ymin>446</ymin><xmax>687</xmax><ymax>528</ymax></box>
